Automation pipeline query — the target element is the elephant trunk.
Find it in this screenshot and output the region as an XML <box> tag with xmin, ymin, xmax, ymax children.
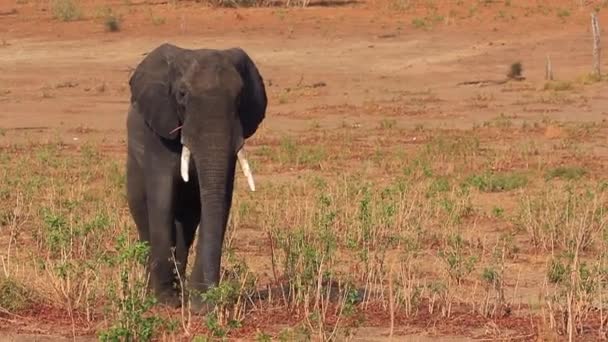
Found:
<box><xmin>187</xmin><ymin>130</ymin><xmax>236</xmax><ymax>298</ymax></box>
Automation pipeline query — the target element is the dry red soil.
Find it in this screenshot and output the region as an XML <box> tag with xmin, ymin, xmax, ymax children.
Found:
<box><xmin>2</xmin><ymin>0</ymin><xmax>608</xmax><ymax>340</ymax></box>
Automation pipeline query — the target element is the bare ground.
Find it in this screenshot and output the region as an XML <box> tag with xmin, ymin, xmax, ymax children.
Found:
<box><xmin>1</xmin><ymin>0</ymin><xmax>608</xmax><ymax>340</ymax></box>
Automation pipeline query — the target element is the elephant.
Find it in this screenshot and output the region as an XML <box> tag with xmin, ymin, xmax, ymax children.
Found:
<box><xmin>125</xmin><ymin>43</ymin><xmax>267</xmax><ymax>312</ymax></box>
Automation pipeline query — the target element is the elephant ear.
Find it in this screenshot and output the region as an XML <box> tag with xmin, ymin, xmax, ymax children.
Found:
<box><xmin>129</xmin><ymin>44</ymin><xmax>182</xmax><ymax>140</ymax></box>
<box><xmin>223</xmin><ymin>48</ymin><xmax>268</xmax><ymax>140</ymax></box>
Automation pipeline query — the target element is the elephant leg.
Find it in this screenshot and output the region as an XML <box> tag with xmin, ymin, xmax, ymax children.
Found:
<box><xmin>173</xmin><ymin>181</ymin><xmax>201</xmax><ymax>293</ymax></box>
<box><xmin>126</xmin><ymin>151</ymin><xmax>155</xmax><ymax>295</ymax></box>
<box><xmin>126</xmin><ymin>153</ymin><xmax>149</xmax><ymax>244</ymax></box>
<box><xmin>126</xmin><ymin>107</ymin><xmax>155</xmax><ymax>294</ymax></box>
<box><xmin>126</xmin><ymin>105</ymin><xmax>151</xmax><ymax>248</ymax></box>
<box><xmin>145</xmin><ymin>172</ymin><xmax>181</xmax><ymax>307</ymax></box>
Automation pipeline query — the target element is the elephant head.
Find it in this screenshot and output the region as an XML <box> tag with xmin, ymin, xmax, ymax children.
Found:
<box><xmin>128</xmin><ymin>43</ymin><xmax>267</xmax><ymax>300</ymax></box>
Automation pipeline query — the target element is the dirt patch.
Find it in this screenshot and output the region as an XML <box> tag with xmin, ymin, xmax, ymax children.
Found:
<box><xmin>1</xmin><ymin>0</ymin><xmax>608</xmax><ymax>340</ymax></box>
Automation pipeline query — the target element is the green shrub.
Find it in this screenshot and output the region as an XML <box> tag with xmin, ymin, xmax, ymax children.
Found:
<box><xmin>465</xmin><ymin>171</ymin><xmax>528</xmax><ymax>192</ymax></box>
<box><xmin>104</xmin><ymin>14</ymin><xmax>121</xmax><ymax>32</ymax></box>
<box><xmin>545</xmin><ymin>166</ymin><xmax>587</xmax><ymax>181</ymax></box>
<box><xmin>0</xmin><ymin>277</ymin><xmax>33</xmax><ymax>312</ymax></box>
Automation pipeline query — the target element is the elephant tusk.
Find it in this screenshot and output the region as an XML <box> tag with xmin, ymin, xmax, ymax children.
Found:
<box><xmin>237</xmin><ymin>149</ymin><xmax>255</xmax><ymax>192</ymax></box>
<box><xmin>180</xmin><ymin>145</ymin><xmax>190</xmax><ymax>182</ymax></box>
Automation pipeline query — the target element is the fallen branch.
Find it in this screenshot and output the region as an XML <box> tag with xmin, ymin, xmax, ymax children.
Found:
<box><xmin>457</xmin><ymin>62</ymin><xmax>525</xmax><ymax>86</ymax></box>
<box><xmin>7</xmin><ymin>126</ymin><xmax>50</xmax><ymax>131</ymax></box>
<box><xmin>457</xmin><ymin>76</ymin><xmax>525</xmax><ymax>87</ymax></box>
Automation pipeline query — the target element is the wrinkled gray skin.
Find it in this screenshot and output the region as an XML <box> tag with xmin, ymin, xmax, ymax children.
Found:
<box><xmin>125</xmin><ymin>43</ymin><xmax>267</xmax><ymax>312</ymax></box>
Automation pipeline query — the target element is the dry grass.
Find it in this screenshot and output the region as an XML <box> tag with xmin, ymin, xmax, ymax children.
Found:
<box><xmin>3</xmin><ymin>0</ymin><xmax>608</xmax><ymax>339</ymax></box>
<box><xmin>1</xmin><ymin>118</ymin><xmax>607</xmax><ymax>340</ymax></box>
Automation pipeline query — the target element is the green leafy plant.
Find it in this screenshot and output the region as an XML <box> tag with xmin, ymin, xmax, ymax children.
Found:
<box><xmin>465</xmin><ymin>171</ymin><xmax>528</xmax><ymax>192</ymax></box>
<box><xmin>0</xmin><ymin>277</ymin><xmax>33</xmax><ymax>312</ymax></box>
<box><xmin>98</xmin><ymin>235</ymin><xmax>171</xmax><ymax>342</ymax></box>
<box><xmin>438</xmin><ymin>234</ymin><xmax>478</xmax><ymax>285</ymax></box>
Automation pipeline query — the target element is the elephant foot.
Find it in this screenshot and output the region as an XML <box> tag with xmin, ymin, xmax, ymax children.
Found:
<box><xmin>188</xmin><ymin>294</ymin><xmax>213</xmax><ymax>315</ymax></box>
<box><xmin>154</xmin><ymin>289</ymin><xmax>182</xmax><ymax>309</ymax></box>
<box><xmin>184</xmin><ymin>288</ymin><xmax>215</xmax><ymax>315</ymax></box>
<box><xmin>183</xmin><ymin>281</ymin><xmax>219</xmax><ymax>315</ymax></box>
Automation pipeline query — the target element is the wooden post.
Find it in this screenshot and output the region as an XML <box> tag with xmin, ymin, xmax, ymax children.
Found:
<box><xmin>545</xmin><ymin>55</ymin><xmax>553</xmax><ymax>80</ymax></box>
<box><xmin>591</xmin><ymin>12</ymin><xmax>601</xmax><ymax>78</ymax></box>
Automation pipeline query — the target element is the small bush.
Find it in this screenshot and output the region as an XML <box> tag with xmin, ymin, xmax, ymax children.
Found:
<box><xmin>545</xmin><ymin>166</ymin><xmax>587</xmax><ymax>181</ymax></box>
<box><xmin>95</xmin><ymin>5</ymin><xmax>121</xmax><ymax>32</ymax></box>
<box><xmin>556</xmin><ymin>9</ymin><xmax>570</xmax><ymax>20</ymax></box>
<box><xmin>209</xmin><ymin>0</ymin><xmax>258</xmax><ymax>7</ymax></box>
<box><xmin>427</xmin><ymin>176</ymin><xmax>450</xmax><ymax>196</ymax></box>
<box><xmin>51</xmin><ymin>0</ymin><xmax>81</xmax><ymax>22</ymax></box>
<box><xmin>543</xmin><ymin>80</ymin><xmax>573</xmax><ymax>91</ymax></box>
<box><xmin>104</xmin><ymin>14</ymin><xmax>121</xmax><ymax>32</ymax></box>
<box><xmin>465</xmin><ymin>171</ymin><xmax>528</xmax><ymax>192</ymax></box>
<box><xmin>0</xmin><ymin>277</ymin><xmax>33</xmax><ymax>312</ymax></box>
<box><xmin>507</xmin><ymin>62</ymin><xmax>523</xmax><ymax>79</ymax></box>
<box><xmin>412</xmin><ymin>18</ymin><xmax>426</xmax><ymax>28</ymax></box>
<box><xmin>491</xmin><ymin>206</ymin><xmax>505</xmax><ymax>218</ymax></box>
<box><xmin>151</xmin><ymin>15</ymin><xmax>166</xmax><ymax>25</ymax></box>
<box><xmin>547</xmin><ymin>258</ymin><xmax>568</xmax><ymax>284</ymax></box>
<box><xmin>577</xmin><ymin>73</ymin><xmax>603</xmax><ymax>84</ymax></box>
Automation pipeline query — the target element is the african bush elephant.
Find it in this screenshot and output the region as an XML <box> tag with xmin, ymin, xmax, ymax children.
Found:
<box><xmin>125</xmin><ymin>43</ymin><xmax>267</xmax><ymax>312</ymax></box>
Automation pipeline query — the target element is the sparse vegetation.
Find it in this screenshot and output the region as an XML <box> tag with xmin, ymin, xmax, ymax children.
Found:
<box><xmin>545</xmin><ymin>166</ymin><xmax>587</xmax><ymax>180</ymax></box>
<box><xmin>4</xmin><ymin>1</ymin><xmax>608</xmax><ymax>340</ymax></box>
<box><xmin>544</xmin><ymin>80</ymin><xmax>573</xmax><ymax>91</ymax></box>
<box><xmin>151</xmin><ymin>15</ymin><xmax>166</xmax><ymax>25</ymax></box>
<box><xmin>577</xmin><ymin>72</ymin><xmax>603</xmax><ymax>84</ymax></box>
<box><xmin>209</xmin><ymin>0</ymin><xmax>259</xmax><ymax>7</ymax></box>
<box><xmin>507</xmin><ymin>62</ymin><xmax>523</xmax><ymax>79</ymax></box>
<box><xmin>411</xmin><ymin>12</ymin><xmax>444</xmax><ymax>29</ymax></box>
<box><xmin>96</xmin><ymin>6</ymin><xmax>122</xmax><ymax>32</ymax></box>
<box><xmin>465</xmin><ymin>171</ymin><xmax>528</xmax><ymax>192</ymax></box>
<box><xmin>379</xmin><ymin>118</ymin><xmax>397</xmax><ymax>129</ymax></box>
<box><xmin>5</xmin><ymin>118</ymin><xmax>604</xmax><ymax>338</ymax></box>
<box><xmin>556</xmin><ymin>8</ymin><xmax>570</xmax><ymax>20</ymax></box>
<box><xmin>51</xmin><ymin>0</ymin><xmax>82</xmax><ymax>21</ymax></box>
<box><xmin>104</xmin><ymin>14</ymin><xmax>121</xmax><ymax>32</ymax></box>
<box><xmin>0</xmin><ymin>277</ymin><xmax>33</xmax><ymax>312</ymax></box>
